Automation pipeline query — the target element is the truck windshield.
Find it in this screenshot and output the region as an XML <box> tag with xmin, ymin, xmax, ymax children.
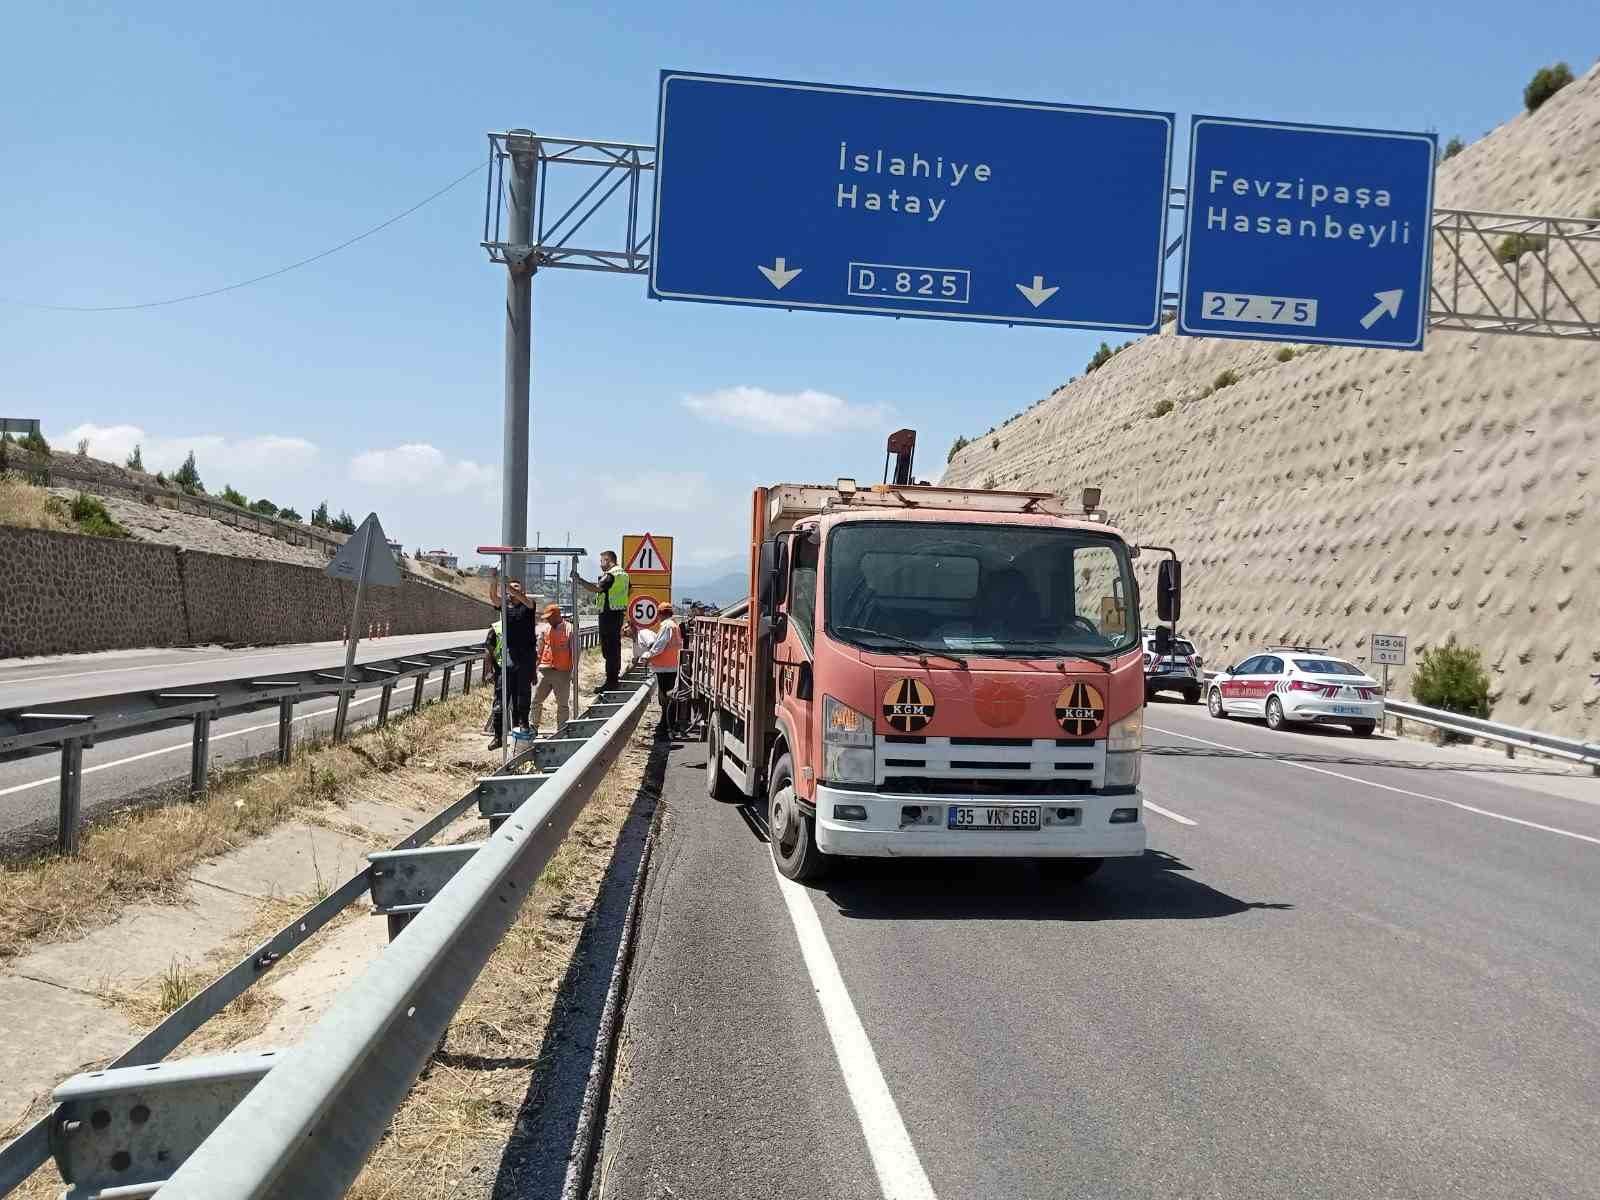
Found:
<box><xmin>824</xmin><ymin>521</ymin><xmax>1139</xmax><ymax>659</ymax></box>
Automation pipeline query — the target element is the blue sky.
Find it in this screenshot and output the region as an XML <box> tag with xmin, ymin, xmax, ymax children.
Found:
<box><xmin>4</xmin><ymin>1</ymin><xmax>1591</xmax><ymax>581</ymax></box>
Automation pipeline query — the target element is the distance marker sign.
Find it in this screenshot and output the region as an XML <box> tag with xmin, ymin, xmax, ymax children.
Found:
<box><xmin>1178</xmin><ymin>116</ymin><xmax>1436</xmax><ymax>350</ymax></box>
<box><xmin>652</xmin><ymin>71</ymin><xmax>1174</xmax><ymax>332</ymax></box>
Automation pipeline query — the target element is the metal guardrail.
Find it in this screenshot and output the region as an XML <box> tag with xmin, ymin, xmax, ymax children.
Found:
<box><xmin>1</xmin><ymin>628</ymin><xmax>601</xmax><ymax>854</ymax></box>
<box><xmin>1198</xmin><ymin>671</ymin><xmax>1599</xmax><ymax>773</ymax></box>
<box><xmin>1382</xmin><ymin>699</ymin><xmax>1600</xmax><ymax>772</ymax></box>
<box><xmin>0</xmin><ymin>664</ymin><xmax>651</xmax><ymax>1199</ymax></box>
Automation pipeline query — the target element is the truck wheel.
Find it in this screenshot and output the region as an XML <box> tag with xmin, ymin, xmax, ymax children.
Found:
<box><xmin>704</xmin><ymin>713</ymin><xmax>738</xmax><ymax>803</ymax></box>
<box><xmin>769</xmin><ymin>751</ymin><xmax>827</xmax><ymax>883</ymax></box>
<box><xmin>1040</xmin><ymin>857</ymin><xmax>1104</xmax><ymax>884</ymax></box>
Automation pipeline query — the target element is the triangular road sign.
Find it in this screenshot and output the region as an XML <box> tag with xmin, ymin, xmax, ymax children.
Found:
<box><xmin>325</xmin><ymin>513</ymin><xmax>403</xmax><ymax>587</ymax></box>
<box><xmin>624</xmin><ymin>532</ymin><xmax>670</xmax><ymax>574</ymax></box>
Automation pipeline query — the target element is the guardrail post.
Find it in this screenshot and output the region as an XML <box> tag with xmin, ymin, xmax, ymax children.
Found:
<box><xmin>463</xmin><ymin>660</ymin><xmax>473</xmax><ymax>693</ymax></box>
<box><xmin>441</xmin><ymin>666</ymin><xmax>453</xmax><ymax>702</ymax></box>
<box><xmin>59</xmin><ymin>737</ymin><xmax>84</xmax><ymax>855</ymax></box>
<box><xmin>1505</xmin><ymin>743</ymin><xmax>1515</xmax><ymax>760</ymax></box>
<box><xmin>190</xmin><ymin>714</ymin><xmax>212</xmax><ymax>797</ymax></box>
<box><xmin>277</xmin><ymin>698</ymin><xmax>294</xmax><ymax>765</ymax></box>
<box><xmin>412</xmin><ymin>673</ymin><xmax>427</xmax><ymax>714</ymax></box>
<box><xmin>378</xmin><ymin>684</ymin><xmax>395</xmax><ymax>728</ymax></box>
<box><xmin>332</xmin><ymin>689</ymin><xmax>351</xmax><ymax>744</ymax></box>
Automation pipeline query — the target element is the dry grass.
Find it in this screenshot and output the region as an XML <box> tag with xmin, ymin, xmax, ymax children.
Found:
<box><xmin>0</xmin><ymin>476</ymin><xmax>73</xmax><ymax>532</ymax></box>
<box><xmin>345</xmin><ymin>712</ymin><xmax>660</xmax><ymax>1200</ymax></box>
<box><xmin>0</xmin><ymin>687</ymin><xmax>491</xmax><ymax>961</ymax></box>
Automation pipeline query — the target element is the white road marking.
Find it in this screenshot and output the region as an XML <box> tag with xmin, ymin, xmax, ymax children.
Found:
<box><xmin>1148</xmin><ymin>725</ymin><xmax>1600</xmax><ymax>848</ymax></box>
<box><xmin>0</xmin><ymin>693</ymin><xmax>394</xmax><ymax>798</ymax></box>
<box><xmin>772</xmin><ymin>864</ymin><xmax>938</xmax><ymax>1200</ymax></box>
<box><xmin>1144</xmin><ymin>799</ymin><xmax>1197</xmax><ymax>826</ymax></box>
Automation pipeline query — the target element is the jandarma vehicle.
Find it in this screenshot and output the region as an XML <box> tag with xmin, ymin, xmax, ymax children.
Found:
<box><xmin>1206</xmin><ymin>647</ymin><xmax>1383</xmax><ymax>736</ymax></box>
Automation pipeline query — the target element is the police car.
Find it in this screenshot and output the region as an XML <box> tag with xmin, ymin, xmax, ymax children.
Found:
<box><xmin>1142</xmin><ymin>629</ymin><xmax>1203</xmax><ymax>704</ymax></box>
<box><xmin>1206</xmin><ymin>646</ymin><xmax>1383</xmax><ymax>736</ymax></box>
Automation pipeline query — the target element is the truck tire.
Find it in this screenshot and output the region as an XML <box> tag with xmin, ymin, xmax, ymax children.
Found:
<box><xmin>768</xmin><ymin>751</ymin><xmax>828</xmax><ymax>883</ymax></box>
<box><xmin>1039</xmin><ymin>857</ymin><xmax>1104</xmax><ymax>884</ymax></box>
<box><xmin>704</xmin><ymin>713</ymin><xmax>739</xmax><ymax>803</ymax></box>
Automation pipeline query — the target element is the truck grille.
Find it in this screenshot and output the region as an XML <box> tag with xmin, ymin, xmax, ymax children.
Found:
<box><xmin>874</xmin><ymin>735</ymin><xmax>1104</xmax><ymax>793</ymax></box>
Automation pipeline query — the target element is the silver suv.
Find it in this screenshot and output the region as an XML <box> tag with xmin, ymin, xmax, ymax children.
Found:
<box><xmin>1142</xmin><ymin>629</ymin><xmax>1202</xmax><ymax>704</ymax></box>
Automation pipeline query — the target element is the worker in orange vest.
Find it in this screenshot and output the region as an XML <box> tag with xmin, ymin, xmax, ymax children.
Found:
<box><xmin>637</xmin><ymin>603</ymin><xmax>682</xmax><ymax>740</ymax></box>
<box><xmin>530</xmin><ymin>603</ymin><xmax>574</xmax><ymax>734</ymax></box>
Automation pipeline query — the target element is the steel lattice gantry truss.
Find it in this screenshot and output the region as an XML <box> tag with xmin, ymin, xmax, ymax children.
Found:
<box><xmin>480</xmin><ymin>130</ymin><xmax>1600</xmax><ymax>343</ymax></box>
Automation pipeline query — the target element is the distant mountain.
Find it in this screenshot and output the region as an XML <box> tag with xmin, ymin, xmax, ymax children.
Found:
<box><xmin>674</xmin><ymin>558</ymin><xmax>748</xmax><ymax>608</ymax></box>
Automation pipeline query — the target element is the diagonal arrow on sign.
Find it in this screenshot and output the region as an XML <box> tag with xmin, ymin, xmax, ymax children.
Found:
<box><xmin>1359</xmin><ymin>288</ymin><xmax>1404</xmax><ymax>329</ymax></box>
<box><xmin>1015</xmin><ymin>275</ymin><xmax>1060</xmax><ymax>308</ymax></box>
<box><xmin>757</xmin><ymin>257</ymin><xmax>802</xmax><ymax>290</ymax></box>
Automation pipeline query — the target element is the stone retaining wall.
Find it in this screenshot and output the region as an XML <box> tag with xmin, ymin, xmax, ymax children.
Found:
<box><xmin>0</xmin><ymin>527</ymin><xmax>496</xmax><ymax>658</ymax></box>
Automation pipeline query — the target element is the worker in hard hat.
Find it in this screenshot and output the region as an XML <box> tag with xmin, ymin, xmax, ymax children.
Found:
<box><xmin>529</xmin><ymin>603</ymin><xmax>574</xmax><ymax>733</ymax></box>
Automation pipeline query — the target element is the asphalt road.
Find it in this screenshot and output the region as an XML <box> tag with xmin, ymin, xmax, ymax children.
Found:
<box><xmin>0</xmin><ymin>631</ymin><xmax>488</xmax><ymax>850</ymax></box>
<box><xmin>594</xmin><ymin>701</ymin><xmax>1599</xmax><ymax>1200</ymax></box>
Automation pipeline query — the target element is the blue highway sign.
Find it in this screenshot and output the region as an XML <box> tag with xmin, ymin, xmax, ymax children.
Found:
<box><xmin>651</xmin><ymin>72</ymin><xmax>1173</xmax><ymax>332</ymax></box>
<box><xmin>1178</xmin><ymin>116</ymin><xmax>1436</xmax><ymax>350</ymax></box>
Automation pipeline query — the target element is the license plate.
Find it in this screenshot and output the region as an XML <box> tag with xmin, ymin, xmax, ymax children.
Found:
<box><xmin>1331</xmin><ymin>704</ymin><xmax>1363</xmax><ymax>715</ymax></box>
<box><xmin>948</xmin><ymin>805</ymin><xmax>1041</xmax><ymax>830</ymax></box>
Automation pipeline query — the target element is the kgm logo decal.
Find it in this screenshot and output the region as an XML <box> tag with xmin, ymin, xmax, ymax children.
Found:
<box><xmin>882</xmin><ymin>678</ymin><xmax>935</xmax><ymax>733</ymax></box>
<box><xmin>1054</xmin><ymin>682</ymin><xmax>1106</xmax><ymax>735</ymax></box>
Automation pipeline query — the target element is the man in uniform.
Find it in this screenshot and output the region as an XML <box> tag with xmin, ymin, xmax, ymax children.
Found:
<box><xmin>572</xmin><ymin>550</ymin><xmax>629</xmax><ymax>692</ymax></box>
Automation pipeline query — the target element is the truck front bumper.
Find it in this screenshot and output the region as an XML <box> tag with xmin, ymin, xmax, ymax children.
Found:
<box><xmin>812</xmin><ymin>785</ymin><xmax>1147</xmax><ymax>859</ymax></box>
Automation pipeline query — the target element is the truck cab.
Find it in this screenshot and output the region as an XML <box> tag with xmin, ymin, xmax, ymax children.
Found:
<box><xmin>696</xmin><ymin>476</ymin><xmax>1166</xmax><ymax>885</ymax></box>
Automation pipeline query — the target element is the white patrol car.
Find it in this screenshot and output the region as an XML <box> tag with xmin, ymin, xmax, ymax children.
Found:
<box><xmin>1206</xmin><ymin>647</ymin><xmax>1383</xmax><ymax>736</ymax></box>
<box><xmin>1142</xmin><ymin>629</ymin><xmax>1203</xmax><ymax>704</ymax></box>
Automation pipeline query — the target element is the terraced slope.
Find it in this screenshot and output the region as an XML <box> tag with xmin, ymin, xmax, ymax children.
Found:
<box><xmin>942</xmin><ymin>63</ymin><xmax>1600</xmax><ymax>740</ymax></box>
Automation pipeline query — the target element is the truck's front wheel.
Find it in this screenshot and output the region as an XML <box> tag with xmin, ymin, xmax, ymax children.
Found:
<box><xmin>769</xmin><ymin>751</ymin><xmax>828</xmax><ymax>883</ymax></box>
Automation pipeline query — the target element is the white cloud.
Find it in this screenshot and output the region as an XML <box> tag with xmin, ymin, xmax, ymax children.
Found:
<box><xmin>682</xmin><ymin>386</ymin><xmax>890</xmax><ymax>436</ymax></box>
<box><xmin>55</xmin><ymin>423</ymin><xmax>319</xmax><ymax>476</ymax></box>
<box><xmin>349</xmin><ymin>443</ymin><xmax>498</xmax><ymax>500</ymax></box>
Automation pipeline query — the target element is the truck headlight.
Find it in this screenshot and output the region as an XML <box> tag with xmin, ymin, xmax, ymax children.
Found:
<box><xmin>1106</xmin><ymin>710</ymin><xmax>1142</xmax><ymax>753</ymax></box>
<box><xmin>1105</xmin><ymin>710</ymin><xmax>1141</xmax><ymax>788</ymax></box>
<box><xmin>823</xmin><ymin>695</ymin><xmax>874</xmax><ymax>784</ymax></box>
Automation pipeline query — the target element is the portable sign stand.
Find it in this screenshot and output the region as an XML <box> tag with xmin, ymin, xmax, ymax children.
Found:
<box><xmin>1371</xmin><ymin>633</ymin><xmax>1408</xmax><ymax>698</ymax></box>
<box><xmin>621</xmin><ymin>533</ymin><xmax>674</xmax><ymax>634</ymax></box>
<box><xmin>325</xmin><ymin>513</ymin><xmax>403</xmax><ymax>742</ymax></box>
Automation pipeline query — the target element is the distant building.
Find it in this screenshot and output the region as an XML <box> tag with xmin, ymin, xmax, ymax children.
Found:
<box><xmin>419</xmin><ymin>549</ymin><xmax>458</xmax><ymax>570</ymax></box>
<box><xmin>386</xmin><ymin>539</ymin><xmax>404</xmax><ymax>559</ymax></box>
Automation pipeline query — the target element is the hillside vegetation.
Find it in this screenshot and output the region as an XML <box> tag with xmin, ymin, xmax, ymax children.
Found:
<box><xmin>944</xmin><ymin>61</ymin><xmax>1600</xmax><ymax>741</ymax></box>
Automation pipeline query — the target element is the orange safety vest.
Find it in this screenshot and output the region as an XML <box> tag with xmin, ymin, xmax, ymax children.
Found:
<box><xmin>539</xmin><ymin>622</ymin><xmax>573</xmax><ymax>670</ymax></box>
<box><xmin>649</xmin><ymin>620</ymin><xmax>680</xmax><ymax>670</ymax></box>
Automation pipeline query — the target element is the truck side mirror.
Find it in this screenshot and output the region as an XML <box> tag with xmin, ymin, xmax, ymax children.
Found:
<box><xmin>757</xmin><ymin>539</ymin><xmax>778</xmax><ymax>619</ymax></box>
<box><xmin>1157</xmin><ymin>558</ymin><xmax>1182</xmax><ymax>623</ymax></box>
<box><xmin>1152</xmin><ymin>626</ymin><xmax>1173</xmax><ymax>656</ymax></box>
<box><xmin>773</xmin><ymin>538</ymin><xmax>790</xmax><ymax>608</ymax></box>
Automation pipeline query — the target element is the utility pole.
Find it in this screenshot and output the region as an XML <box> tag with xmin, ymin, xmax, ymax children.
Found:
<box><xmin>502</xmin><ymin>129</ymin><xmax>537</xmax><ymax>585</ymax></box>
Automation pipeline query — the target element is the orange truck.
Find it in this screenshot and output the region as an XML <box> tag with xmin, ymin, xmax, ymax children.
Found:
<box><xmin>691</xmin><ymin>432</ymin><xmax>1180</xmax><ymax>883</ymax></box>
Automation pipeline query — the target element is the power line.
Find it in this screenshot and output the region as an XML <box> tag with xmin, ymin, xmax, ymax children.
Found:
<box><xmin>1</xmin><ymin>158</ymin><xmax>485</xmax><ymax>313</ymax></box>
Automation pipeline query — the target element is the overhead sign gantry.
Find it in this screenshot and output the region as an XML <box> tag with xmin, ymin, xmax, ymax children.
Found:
<box><xmin>1177</xmin><ymin>116</ymin><xmax>1436</xmax><ymax>350</ymax></box>
<box><xmin>649</xmin><ymin>71</ymin><xmax>1174</xmax><ymax>333</ymax></box>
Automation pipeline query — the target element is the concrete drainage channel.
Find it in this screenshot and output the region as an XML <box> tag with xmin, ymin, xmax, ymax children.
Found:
<box><xmin>0</xmin><ymin>664</ymin><xmax>653</xmax><ymax>1200</ymax></box>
